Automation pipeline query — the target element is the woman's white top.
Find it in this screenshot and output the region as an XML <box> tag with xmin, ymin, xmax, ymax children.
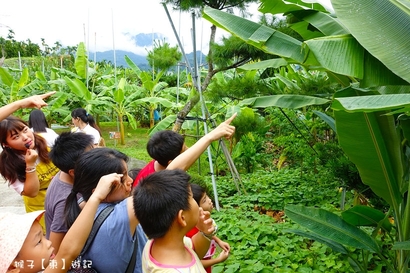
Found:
<box><xmin>31</xmin><ymin>128</ymin><xmax>59</xmax><ymax>148</ymax></box>
<box><xmin>72</xmin><ymin>124</ymin><xmax>101</xmax><ymax>145</ymax></box>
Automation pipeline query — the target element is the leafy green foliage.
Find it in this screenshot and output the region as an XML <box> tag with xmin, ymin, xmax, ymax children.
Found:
<box><xmin>146</xmin><ymin>39</ymin><xmax>182</xmax><ymax>73</ymax></box>
<box><xmin>206</xmin><ymin>169</ymin><xmax>355</xmax><ymax>272</ymax></box>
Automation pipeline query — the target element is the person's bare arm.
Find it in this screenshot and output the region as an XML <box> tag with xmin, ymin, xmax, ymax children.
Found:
<box><xmin>167</xmin><ymin>113</ymin><xmax>236</xmax><ymax>171</ymax></box>
<box><xmin>44</xmin><ymin>173</ymin><xmax>123</xmax><ymax>273</ymax></box>
<box><xmin>21</xmin><ymin>149</ymin><xmax>40</xmax><ymax>197</ymax></box>
<box><xmin>191</xmin><ymin>208</ymin><xmax>215</xmax><ymax>259</ymax></box>
<box><xmin>201</xmin><ymin>250</ymin><xmax>230</xmax><ymax>268</ymax></box>
<box><xmin>49</xmin><ymin>232</ymin><xmax>66</xmax><ymax>254</ymax></box>
<box><xmin>0</xmin><ymin>91</ymin><xmax>55</xmax><ymax>121</ymax></box>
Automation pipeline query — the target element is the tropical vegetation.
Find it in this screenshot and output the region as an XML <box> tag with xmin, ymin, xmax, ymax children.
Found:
<box><xmin>1</xmin><ymin>0</ymin><xmax>410</xmax><ymax>271</ymax></box>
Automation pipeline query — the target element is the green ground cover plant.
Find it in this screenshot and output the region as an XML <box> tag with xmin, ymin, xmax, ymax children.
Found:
<box><xmin>205</xmin><ymin>169</ymin><xmax>360</xmax><ymax>273</ymax></box>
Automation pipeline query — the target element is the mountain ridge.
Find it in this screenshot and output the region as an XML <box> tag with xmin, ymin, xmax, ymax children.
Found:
<box><xmin>91</xmin><ymin>49</ymin><xmax>207</xmax><ymax>71</ymax></box>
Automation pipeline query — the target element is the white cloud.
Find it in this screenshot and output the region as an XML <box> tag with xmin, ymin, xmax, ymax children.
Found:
<box><xmin>1</xmin><ymin>0</ymin><xmax>333</xmax><ymax>56</ymax></box>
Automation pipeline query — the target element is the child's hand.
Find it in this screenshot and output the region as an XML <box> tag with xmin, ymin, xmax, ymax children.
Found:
<box><xmin>217</xmin><ymin>249</ymin><xmax>230</xmax><ymax>262</ymax></box>
<box><xmin>218</xmin><ymin>240</ymin><xmax>231</xmax><ymax>252</ymax></box>
<box><xmin>208</xmin><ymin>113</ymin><xmax>237</xmax><ymax>141</ymax></box>
<box><xmin>25</xmin><ymin>149</ymin><xmax>38</xmax><ymax>166</ymax></box>
<box><xmin>196</xmin><ymin>207</ymin><xmax>215</xmax><ymax>235</ymax></box>
<box><xmin>92</xmin><ymin>173</ymin><xmax>123</xmax><ymax>201</ymax></box>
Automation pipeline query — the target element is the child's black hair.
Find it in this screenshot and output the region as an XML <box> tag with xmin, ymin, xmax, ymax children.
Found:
<box><xmin>49</xmin><ymin>132</ymin><xmax>94</xmax><ymax>173</ymax></box>
<box><xmin>133</xmin><ymin>169</ymin><xmax>191</xmax><ymax>239</ymax></box>
<box><xmin>146</xmin><ymin>130</ymin><xmax>184</xmax><ymax>167</ymax></box>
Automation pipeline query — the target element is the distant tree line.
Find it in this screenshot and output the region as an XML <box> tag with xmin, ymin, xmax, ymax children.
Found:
<box><xmin>0</xmin><ymin>29</ymin><xmax>77</xmax><ymax>59</ymax></box>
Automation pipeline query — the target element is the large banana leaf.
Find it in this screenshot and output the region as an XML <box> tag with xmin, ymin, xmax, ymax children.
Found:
<box><xmin>0</xmin><ymin>67</ymin><xmax>14</xmax><ymax>87</ymax></box>
<box><xmin>333</xmin><ymin>94</ymin><xmax>410</xmax><ymax>113</ymax></box>
<box><xmin>288</xmin><ymin>10</ymin><xmax>349</xmax><ymax>36</ymax></box>
<box><xmin>304</xmin><ymin>35</ymin><xmax>363</xmax><ymax>78</ymax></box>
<box><xmin>202</xmin><ymin>7</ymin><xmax>305</xmax><ymax>63</ymax></box>
<box><xmin>64</xmin><ymin>77</ymin><xmax>92</xmax><ymax>101</ymax></box>
<box><xmin>17</xmin><ymin>68</ymin><xmax>29</xmax><ymax>89</ymax></box>
<box><xmin>331</xmin><ymin>0</ymin><xmax>410</xmax><ymax>83</ymax></box>
<box><xmin>259</xmin><ymin>0</ymin><xmax>328</xmax><ymax>14</ymax></box>
<box><xmin>332</xmin><ymin>87</ymin><xmax>403</xmax><ymax>208</ymax></box>
<box><xmin>240</xmin><ymin>94</ymin><xmax>329</xmax><ymax>109</ymax></box>
<box><xmin>285</xmin><ymin>204</ymin><xmax>380</xmax><ymax>252</ymax></box>
<box><xmin>75</xmin><ymin>42</ymin><xmax>88</xmax><ymax>79</ymax></box>
<box><xmin>238</xmin><ymin>58</ymin><xmax>288</xmax><ymax>71</ymax></box>
<box><xmin>285</xmin><ymin>229</ymin><xmax>349</xmax><ymax>254</ymax></box>
<box><xmin>312</xmin><ymin>110</ymin><xmax>336</xmax><ymax>132</ymax></box>
<box><xmin>341</xmin><ymin>205</ymin><xmax>392</xmax><ymax>232</ymax></box>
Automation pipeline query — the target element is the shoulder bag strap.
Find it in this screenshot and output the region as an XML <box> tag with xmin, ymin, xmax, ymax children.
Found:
<box><xmin>125</xmin><ymin>230</ymin><xmax>139</xmax><ymax>273</ymax></box>
<box><xmin>80</xmin><ymin>205</ymin><xmax>115</xmax><ymax>256</ymax></box>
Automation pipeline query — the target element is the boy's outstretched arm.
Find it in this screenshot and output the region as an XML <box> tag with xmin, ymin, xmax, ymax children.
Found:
<box><xmin>167</xmin><ymin>113</ymin><xmax>237</xmax><ymax>171</ymax></box>
<box><xmin>44</xmin><ymin>173</ymin><xmax>123</xmax><ymax>273</ymax></box>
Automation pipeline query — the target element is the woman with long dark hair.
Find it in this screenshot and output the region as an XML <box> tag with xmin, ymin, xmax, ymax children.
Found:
<box><xmin>71</xmin><ymin>108</ymin><xmax>102</xmax><ymax>146</ymax></box>
<box><xmin>0</xmin><ymin>116</ymin><xmax>59</xmax><ymax>231</ymax></box>
<box><xmin>28</xmin><ymin>109</ymin><xmax>59</xmax><ymax>147</ymax></box>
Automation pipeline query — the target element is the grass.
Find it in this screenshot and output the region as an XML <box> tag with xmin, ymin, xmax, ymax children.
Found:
<box><xmin>54</xmin><ymin>122</ymin><xmax>152</xmax><ymax>163</ymax></box>
<box><xmin>99</xmin><ymin>122</ymin><xmax>152</xmax><ymax>161</ymax></box>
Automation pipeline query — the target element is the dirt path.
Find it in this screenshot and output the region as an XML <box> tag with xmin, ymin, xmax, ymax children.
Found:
<box><xmin>0</xmin><ymin>177</ymin><xmax>25</xmax><ymax>214</ymax></box>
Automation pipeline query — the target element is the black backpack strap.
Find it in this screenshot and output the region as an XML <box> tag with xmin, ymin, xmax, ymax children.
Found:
<box><xmin>80</xmin><ymin>205</ymin><xmax>115</xmax><ymax>256</ymax></box>
<box><xmin>125</xmin><ymin>229</ymin><xmax>139</xmax><ymax>273</ymax></box>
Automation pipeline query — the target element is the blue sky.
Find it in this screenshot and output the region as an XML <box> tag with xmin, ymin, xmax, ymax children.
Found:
<box><xmin>0</xmin><ymin>0</ymin><xmax>332</xmax><ymax>55</ymax></box>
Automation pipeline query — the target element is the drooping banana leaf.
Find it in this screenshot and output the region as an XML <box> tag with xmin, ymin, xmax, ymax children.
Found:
<box><xmin>312</xmin><ymin>110</ymin><xmax>336</xmax><ymax>132</ymax></box>
<box><xmin>284</xmin><ymin>229</ymin><xmax>349</xmax><ymax>254</ymax></box>
<box><xmin>202</xmin><ymin>6</ymin><xmax>305</xmax><ymax>63</ymax></box>
<box><xmin>259</xmin><ymin>0</ymin><xmax>328</xmax><ymax>14</ymax></box>
<box><xmin>341</xmin><ymin>205</ymin><xmax>392</xmax><ymax>232</ymax></box>
<box><xmin>240</xmin><ymin>94</ymin><xmax>329</xmax><ymax>109</ymax></box>
<box><xmin>333</xmin><ymin>93</ymin><xmax>410</xmax><ymax>113</ymax></box>
<box><xmin>203</xmin><ymin>4</ymin><xmax>409</xmax><ymax>88</ymax></box>
<box><xmin>287</xmin><ymin>10</ymin><xmax>349</xmax><ymax>36</ymax></box>
<box><xmin>238</xmin><ymin>58</ymin><xmax>288</xmax><ymax>71</ymax></box>
<box><xmin>332</xmin><ymin>87</ymin><xmax>403</xmax><ymax>208</ymax></box>
<box><xmin>285</xmin><ymin>204</ymin><xmax>380</xmax><ymax>252</ymax></box>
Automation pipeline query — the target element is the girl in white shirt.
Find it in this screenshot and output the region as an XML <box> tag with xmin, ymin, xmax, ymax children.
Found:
<box><xmin>28</xmin><ymin>109</ymin><xmax>59</xmax><ymax>147</ymax></box>
<box><xmin>71</xmin><ymin>108</ymin><xmax>102</xmax><ymax>146</ymax></box>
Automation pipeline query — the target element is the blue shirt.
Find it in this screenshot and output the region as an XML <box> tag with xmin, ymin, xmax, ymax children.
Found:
<box><xmin>84</xmin><ymin>200</ymin><xmax>147</xmax><ymax>273</ymax></box>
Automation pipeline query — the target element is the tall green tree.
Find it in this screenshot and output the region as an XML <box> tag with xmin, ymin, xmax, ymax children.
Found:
<box><xmin>146</xmin><ymin>39</ymin><xmax>182</xmax><ymax>73</ymax></box>
<box><xmin>162</xmin><ymin>0</ymin><xmax>260</xmax><ymax>132</ymax></box>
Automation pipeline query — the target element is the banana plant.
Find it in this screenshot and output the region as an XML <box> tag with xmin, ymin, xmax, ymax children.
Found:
<box><xmin>0</xmin><ymin>66</ymin><xmax>66</xmax><ymax>120</ymax></box>
<box><xmin>125</xmin><ymin>55</ymin><xmax>175</xmax><ymax>128</ymax></box>
<box><xmin>109</xmin><ymin>77</ymin><xmax>141</xmax><ymax>145</ymax></box>
<box><xmin>203</xmin><ymin>0</ymin><xmax>410</xmax><ymax>271</ymax></box>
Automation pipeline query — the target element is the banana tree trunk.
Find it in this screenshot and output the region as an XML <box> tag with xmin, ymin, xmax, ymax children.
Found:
<box><xmin>149</xmin><ymin>108</ymin><xmax>154</xmax><ymax>129</ymax></box>
<box><xmin>119</xmin><ymin>117</ymin><xmax>125</xmax><ymax>145</ymax></box>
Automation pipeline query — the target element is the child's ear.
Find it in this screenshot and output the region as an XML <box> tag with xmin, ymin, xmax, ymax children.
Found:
<box><xmin>177</xmin><ymin>209</ymin><xmax>187</xmax><ymax>227</ymax></box>
<box><xmin>68</xmin><ymin>169</ymin><xmax>75</xmax><ymax>177</ymax></box>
